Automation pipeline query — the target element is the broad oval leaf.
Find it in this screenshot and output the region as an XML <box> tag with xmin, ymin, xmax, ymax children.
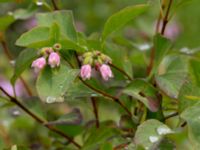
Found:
<box><xmin>134</xmin><ymin>119</ymin><xmax>173</xmax><ymax>149</ymax></box>
<box><xmin>155</xmin><ymin>55</ymin><xmax>188</xmax><ymax>99</ymax></box>
<box><xmin>102</xmin><ymin>4</ymin><xmax>149</xmax><ymax>41</ymax></box>
<box><xmin>16</xmin><ymin>26</ymin><xmax>50</xmax><ymax>48</ymax></box>
<box><xmin>178</xmin><ymin>82</ymin><xmax>200</xmax><ymax>112</ymax></box>
<box><xmin>82</xmin><ymin>124</ymin><xmax>120</xmax><ymax>150</ymax></box>
<box><xmin>123</xmin><ymin>79</ymin><xmax>160</xmax><ymax>112</ymax></box>
<box><xmin>0</xmin><ymin>15</ymin><xmax>15</xmax><ymax>31</ymax></box>
<box><xmin>36</xmin><ymin>65</ymin><xmax>79</xmax><ymax>102</ymax></box>
<box><xmin>36</xmin><ymin>10</ymin><xmax>77</xmax><ymax>41</ymax></box>
<box><xmin>45</xmin><ymin>108</ymin><xmax>83</xmax><ymax>137</ymax></box>
<box><xmin>181</xmin><ymin>102</ymin><xmax>200</xmax><ymax>148</ymax></box>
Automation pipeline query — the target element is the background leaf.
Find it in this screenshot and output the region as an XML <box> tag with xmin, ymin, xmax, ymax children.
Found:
<box><xmin>181</xmin><ymin>102</ymin><xmax>200</xmax><ymax>149</ymax></box>
<box><xmin>11</xmin><ymin>48</ymin><xmax>38</xmax><ymax>84</ymax></box>
<box><xmin>36</xmin><ymin>10</ymin><xmax>77</xmax><ymax>41</ymax></box>
<box><xmin>134</xmin><ymin>119</ymin><xmax>172</xmax><ymax>149</ymax></box>
<box><xmin>15</xmin><ymin>26</ymin><xmax>50</xmax><ymax>48</ymax></box>
<box><xmin>102</xmin><ymin>4</ymin><xmax>149</xmax><ymax>41</ymax></box>
<box><xmin>123</xmin><ymin>79</ymin><xmax>160</xmax><ymax>112</ymax></box>
<box><xmin>155</xmin><ymin>55</ymin><xmax>188</xmax><ymax>99</ymax></box>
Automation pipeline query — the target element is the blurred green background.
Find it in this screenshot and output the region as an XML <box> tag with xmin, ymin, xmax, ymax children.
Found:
<box><xmin>0</xmin><ymin>0</ymin><xmax>200</xmax><ymax>149</ymax></box>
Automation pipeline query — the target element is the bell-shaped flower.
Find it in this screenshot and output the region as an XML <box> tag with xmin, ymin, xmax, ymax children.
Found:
<box><xmin>80</xmin><ymin>64</ymin><xmax>92</xmax><ymax>80</ymax></box>
<box><xmin>31</xmin><ymin>57</ymin><xmax>46</xmax><ymax>72</ymax></box>
<box><xmin>48</xmin><ymin>52</ymin><xmax>60</xmax><ymax>68</ymax></box>
<box><xmin>99</xmin><ymin>64</ymin><xmax>113</xmax><ymax>81</ymax></box>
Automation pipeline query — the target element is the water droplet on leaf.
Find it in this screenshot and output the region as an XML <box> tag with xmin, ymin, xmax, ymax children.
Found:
<box><xmin>149</xmin><ymin>135</ymin><xmax>158</xmax><ymax>143</ymax></box>
<box><xmin>157</xmin><ymin>126</ymin><xmax>172</xmax><ymax>135</ymax></box>
<box><xmin>36</xmin><ymin>1</ymin><xmax>43</xmax><ymax>6</ymax></box>
<box><xmin>46</xmin><ymin>96</ymin><xmax>56</xmax><ymax>103</ymax></box>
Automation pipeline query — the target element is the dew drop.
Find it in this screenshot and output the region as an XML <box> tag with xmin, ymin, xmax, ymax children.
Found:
<box><xmin>46</xmin><ymin>96</ymin><xmax>56</xmax><ymax>103</ymax></box>
<box><xmin>145</xmin><ymin>147</ymin><xmax>149</xmax><ymax>150</ymax></box>
<box><xmin>91</xmin><ymin>93</ymin><xmax>98</xmax><ymax>97</ymax></box>
<box><xmin>157</xmin><ymin>126</ymin><xmax>172</xmax><ymax>135</ymax></box>
<box><xmin>7</xmin><ymin>11</ymin><xmax>13</xmax><ymax>16</ymax></box>
<box><xmin>149</xmin><ymin>136</ymin><xmax>159</xmax><ymax>143</ymax></box>
<box><xmin>138</xmin><ymin>43</ymin><xmax>151</xmax><ymax>51</ymax></box>
<box><xmin>36</xmin><ymin>0</ymin><xmax>43</xmax><ymax>6</ymax></box>
<box><xmin>13</xmin><ymin>110</ymin><xmax>20</xmax><ymax>116</ymax></box>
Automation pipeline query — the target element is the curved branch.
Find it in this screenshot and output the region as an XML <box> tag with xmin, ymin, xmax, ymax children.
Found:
<box><xmin>0</xmin><ymin>86</ymin><xmax>81</xmax><ymax>149</ymax></box>
<box><xmin>109</xmin><ymin>63</ymin><xmax>133</xmax><ymax>81</ymax></box>
<box><xmin>1</xmin><ymin>41</ymin><xmax>33</xmax><ymax>96</ymax></box>
<box><xmin>80</xmin><ymin>78</ymin><xmax>132</xmax><ymax>117</ymax></box>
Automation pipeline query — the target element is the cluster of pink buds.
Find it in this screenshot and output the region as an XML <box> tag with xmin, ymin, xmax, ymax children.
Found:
<box><xmin>31</xmin><ymin>43</ymin><xmax>61</xmax><ymax>72</ymax></box>
<box><xmin>80</xmin><ymin>51</ymin><xmax>113</xmax><ymax>81</ymax></box>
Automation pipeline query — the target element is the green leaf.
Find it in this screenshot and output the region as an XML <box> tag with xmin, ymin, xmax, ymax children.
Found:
<box><xmin>11</xmin><ymin>48</ymin><xmax>38</xmax><ymax>84</ymax></box>
<box><xmin>36</xmin><ymin>10</ymin><xmax>77</xmax><ymax>41</ymax></box>
<box><xmin>45</xmin><ymin>108</ymin><xmax>82</xmax><ymax>126</ymax></box>
<box><xmin>155</xmin><ymin>55</ymin><xmax>188</xmax><ymax>99</ymax></box>
<box><xmin>82</xmin><ymin>125</ymin><xmax>120</xmax><ymax>150</ymax></box>
<box><xmin>134</xmin><ymin>119</ymin><xmax>172</xmax><ymax>149</ymax></box>
<box><xmin>181</xmin><ymin>102</ymin><xmax>200</xmax><ymax>148</ymax></box>
<box><xmin>178</xmin><ymin>82</ymin><xmax>200</xmax><ymax>112</ymax></box>
<box><xmin>23</xmin><ymin>97</ymin><xmax>46</xmax><ymax>120</ymax></box>
<box><xmin>13</xmin><ymin>4</ymin><xmax>38</xmax><ymax>20</ymax></box>
<box><xmin>100</xmin><ymin>142</ymin><xmax>113</xmax><ymax>150</ymax></box>
<box><xmin>0</xmin><ymin>15</ymin><xmax>15</xmax><ymax>31</ymax></box>
<box><xmin>123</xmin><ymin>79</ymin><xmax>160</xmax><ymax>112</ymax></box>
<box><xmin>102</xmin><ymin>4</ymin><xmax>149</xmax><ymax>41</ymax></box>
<box><xmin>16</xmin><ymin>26</ymin><xmax>50</xmax><ymax>48</ymax></box>
<box><xmin>190</xmin><ymin>59</ymin><xmax>200</xmax><ymax>86</ymax></box>
<box><xmin>153</xmin><ymin>34</ymin><xmax>172</xmax><ymax>69</ymax></box>
<box><xmin>59</xmin><ymin>37</ymin><xmax>86</xmax><ymax>52</ymax></box>
<box><xmin>49</xmin><ymin>23</ymin><xmax>60</xmax><ymax>44</ymax></box>
<box><xmin>36</xmin><ymin>65</ymin><xmax>79</xmax><ymax>102</ymax></box>
<box><xmin>45</xmin><ymin>108</ymin><xmax>83</xmax><ymax>137</ymax></box>
<box><xmin>148</xmin><ymin>34</ymin><xmax>172</xmax><ymax>78</ymax></box>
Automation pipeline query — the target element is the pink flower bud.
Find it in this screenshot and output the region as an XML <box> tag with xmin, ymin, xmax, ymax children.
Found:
<box><xmin>31</xmin><ymin>57</ymin><xmax>46</xmax><ymax>72</ymax></box>
<box><xmin>80</xmin><ymin>64</ymin><xmax>92</xmax><ymax>80</ymax></box>
<box><xmin>99</xmin><ymin>64</ymin><xmax>113</xmax><ymax>81</ymax></box>
<box><xmin>48</xmin><ymin>52</ymin><xmax>60</xmax><ymax>68</ymax></box>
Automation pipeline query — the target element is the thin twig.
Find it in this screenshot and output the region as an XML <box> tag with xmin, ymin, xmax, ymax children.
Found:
<box><xmin>164</xmin><ymin>112</ymin><xmax>178</xmax><ymax>120</ymax></box>
<box><xmin>109</xmin><ymin>63</ymin><xmax>133</xmax><ymax>81</ymax></box>
<box><xmin>146</xmin><ymin>0</ymin><xmax>173</xmax><ymax>75</ymax></box>
<box><xmin>161</xmin><ymin>0</ymin><xmax>173</xmax><ymax>35</ymax></box>
<box><xmin>114</xmin><ymin>142</ymin><xmax>129</xmax><ymax>150</ymax></box>
<box><xmin>1</xmin><ymin>41</ymin><xmax>33</xmax><ymax>96</ymax></box>
<box><xmin>80</xmin><ymin>78</ymin><xmax>132</xmax><ymax>117</ymax></box>
<box><xmin>91</xmin><ymin>97</ymin><xmax>99</xmax><ymax>128</ymax></box>
<box><xmin>51</xmin><ymin>0</ymin><xmax>59</xmax><ymax>10</ymax></box>
<box><xmin>0</xmin><ymin>86</ymin><xmax>81</xmax><ymax>149</ymax></box>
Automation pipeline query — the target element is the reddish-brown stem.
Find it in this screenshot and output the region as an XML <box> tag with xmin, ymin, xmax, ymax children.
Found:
<box><xmin>164</xmin><ymin>112</ymin><xmax>178</xmax><ymax>120</ymax></box>
<box><xmin>146</xmin><ymin>47</ymin><xmax>155</xmax><ymax>75</ymax></box>
<box><xmin>1</xmin><ymin>41</ymin><xmax>33</xmax><ymax>96</ymax></box>
<box><xmin>0</xmin><ymin>86</ymin><xmax>81</xmax><ymax>149</ymax></box>
<box><xmin>1</xmin><ymin>41</ymin><xmax>12</xmax><ymax>60</ymax></box>
<box><xmin>51</xmin><ymin>0</ymin><xmax>59</xmax><ymax>10</ymax></box>
<box><xmin>91</xmin><ymin>97</ymin><xmax>99</xmax><ymax>128</ymax></box>
<box><xmin>155</xmin><ymin>13</ymin><xmax>162</xmax><ymax>33</ymax></box>
<box><xmin>109</xmin><ymin>63</ymin><xmax>133</xmax><ymax>81</ymax></box>
<box><xmin>19</xmin><ymin>76</ymin><xmax>33</xmax><ymax>96</ymax></box>
<box><xmin>80</xmin><ymin>78</ymin><xmax>132</xmax><ymax>117</ymax></box>
<box><xmin>114</xmin><ymin>143</ymin><xmax>129</xmax><ymax>150</ymax></box>
<box><xmin>147</xmin><ymin>0</ymin><xmax>173</xmax><ymax>75</ymax></box>
<box><xmin>161</xmin><ymin>0</ymin><xmax>173</xmax><ymax>35</ymax></box>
